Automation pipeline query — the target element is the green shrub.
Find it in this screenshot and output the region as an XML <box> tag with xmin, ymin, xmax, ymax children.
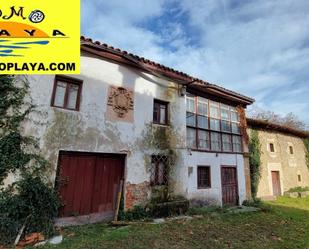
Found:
<box><xmin>242</xmin><ymin>198</ymin><xmax>262</xmax><ymax>208</ymax></box>
<box><xmin>249</xmin><ymin>130</ymin><xmax>261</xmax><ymax>199</ymax></box>
<box><xmin>242</xmin><ymin>198</ymin><xmax>272</xmax><ymax>212</ymax></box>
<box><xmin>118</xmin><ymin>205</ymin><xmax>150</xmax><ymax>221</ymax></box>
<box><xmin>287</xmin><ymin>186</ymin><xmax>309</xmax><ymax>193</ymax></box>
<box><xmin>0</xmin><ymin>175</ymin><xmax>60</xmax><ymax>245</ymax></box>
<box><xmin>118</xmin><ymin>199</ymin><xmax>190</xmax><ymax>221</ymax></box>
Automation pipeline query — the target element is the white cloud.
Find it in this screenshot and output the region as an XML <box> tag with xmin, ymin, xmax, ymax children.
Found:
<box><xmin>81</xmin><ymin>0</ymin><xmax>309</xmax><ymax>124</ymax></box>
<box><xmin>81</xmin><ymin>0</ymin><xmax>165</xmax><ymax>50</ymax></box>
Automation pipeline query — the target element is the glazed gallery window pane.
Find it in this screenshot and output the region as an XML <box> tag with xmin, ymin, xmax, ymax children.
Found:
<box><xmin>186</xmin><ymin>95</ymin><xmax>195</xmax><ymax>113</ymax></box>
<box><xmin>186</xmin><ymin>112</ymin><xmax>196</xmax><ymax>126</ymax></box>
<box><xmin>197</xmin><ymin>97</ymin><xmax>208</xmax><ymax>116</ymax></box>
<box><xmin>220</xmin><ymin>105</ymin><xmax>230</xmax><ymax>120</ymax></box>
<box><xmin>231</xmin><ymin>109</ymin><xmax>239</xmax><ymax>122</ymax></box>
<box><xmin>198</xmin><ymin>130</ymin><xmax>210</xmax><ymax>150</ymax></box>
<box><xmin>231</xmin><ymin>122</ymin><xmax>241</xmax><ymax>134</ymax></box>
<box><xmin>211</xmin><ymin>132</ymin><xmax>221</xmax><ymax>151</ymax></box>
<box><xmin>197</xmin><ymin>115</ymin><xmax>208</xmax><ymax>129</ymax></box>
<box><xmin>221</xmin><ymin>120</ymin><xmax>231</xmax><ymax>132</ymax></box>
<box><xmin>222</xmin><ymin>134</ymin><xmax>232</xmax><ymax>152</ymax></box>
<box><xmin>210</xmin><ymin>101</ymin><xmax>220</xmax><ymax>118</ymax></box>
<box><xmin>187</xmin><ymin>128</ymin><xmax>196</xmax><ymax>148</ymax></box>
<box><xmin>210</xmin><ymin>118</ymin><xmax>220</xmax><ymax>131</ymax></box>
<box><xmin>233</xmin><ymin>135</ymin><xmax>242</xmax><ymax>152</ymax></box>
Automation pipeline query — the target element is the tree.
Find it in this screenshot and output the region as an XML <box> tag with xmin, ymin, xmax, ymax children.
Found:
<box><xmin>283</xmin><ymin>113</ymin><xmax>307</xmax><ymax>131</ymax></box>
<box><xmin>247</xmin><ymin>105</ymin><xmax>308</xmax><ymax>131</ymax></box>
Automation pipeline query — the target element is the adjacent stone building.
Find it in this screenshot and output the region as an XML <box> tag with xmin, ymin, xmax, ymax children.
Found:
<box><xmin>247</xmin><ymin>118</ymin><xmax>309</xmax><ymax>199</ymax></box>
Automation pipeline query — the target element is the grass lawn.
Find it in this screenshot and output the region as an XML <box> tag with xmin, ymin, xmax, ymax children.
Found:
<box><xmin>267</xmin><ymin>196</ymin><xmax>309</xmax><ymax>211</ymax></box>
<box><xmin>32</xmin><ymin>197</ymin><xmax>309</xmax><ymax>249</ymax></box>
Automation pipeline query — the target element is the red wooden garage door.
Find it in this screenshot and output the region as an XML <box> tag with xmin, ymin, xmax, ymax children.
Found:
<box><xmin>221</xmin><ymin>166</ymin><xmax>239</xmax><ymax>206</ymax></box>
<box><xmin>57</xmin><ymin>152</ymin><xmax>124</xmax><ymax>218</ymax></box>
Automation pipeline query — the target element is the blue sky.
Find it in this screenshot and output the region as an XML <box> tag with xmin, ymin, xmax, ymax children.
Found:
<box><xmin>81</xmin><ymin>0</ymin><xmax>309</xmax><ymax>124</ymax></box>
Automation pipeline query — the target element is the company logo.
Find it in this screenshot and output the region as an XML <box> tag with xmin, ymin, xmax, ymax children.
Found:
<box><xmin>0</xmin><ymin>7</ymin><xmax>44</xmax><ymax>23</ymax></box>
<box><xmin>0</xmin><ymin>2</ymin><xmax>80</xmax><ymax>74</ymax></box>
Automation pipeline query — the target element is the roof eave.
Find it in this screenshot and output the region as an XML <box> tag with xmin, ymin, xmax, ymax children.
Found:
<box><xmin>81</xmin><ymin>37</ymin><xmax>255</xmax><ymax>106</ymax></box>
<box><xmin>247</xmin><ymin>118</ymin><xmax>309</xmax><ymax>138</ymax></box>
<box><xmin>188</xmin><ymin>83</ymin><xmax>254</xmax><ymax>105</ymax></box>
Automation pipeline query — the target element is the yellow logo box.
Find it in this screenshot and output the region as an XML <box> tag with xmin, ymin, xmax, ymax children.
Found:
<box><xmin>0</xmin><ymin>1</ymin><xmax>80</xmax><ymax>74</ymax></box>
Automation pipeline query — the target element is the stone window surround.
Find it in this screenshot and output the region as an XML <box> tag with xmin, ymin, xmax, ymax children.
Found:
<box><xmin>266</xmin><ymin>139</ymin><xmax>277</xmax><ymax>158</ymax></box>
<box><xmin>287</xmin><ymin>142</ymin><xmax>295</xmax><ymax>158</ymax></box>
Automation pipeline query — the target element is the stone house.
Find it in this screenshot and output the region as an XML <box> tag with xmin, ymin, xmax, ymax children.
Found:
<box><xmin>5</xmin><ymin>36</ymin><xmax>254</xmax><ymax>224</ymax></box>
<box><xmin>247</xmin><ymin>118</ymin><xmax>309</xmax><ymax>199</ymax></box>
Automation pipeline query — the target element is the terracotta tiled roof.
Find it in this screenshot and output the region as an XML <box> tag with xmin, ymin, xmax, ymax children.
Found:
<box><xmin>247</xmin><ymin>118</ymin><xmax>309</xmax><ymax>138</ymax></box>
<box><xmin>80</xmin><ymin>36</ymin><xmax>254</xmax><ymax>105</ymax></box>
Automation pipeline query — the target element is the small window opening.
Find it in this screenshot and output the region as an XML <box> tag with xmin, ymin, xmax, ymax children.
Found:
<box><xmin>153</xmin><ymin>99</ymin><xmax>168</xmax><ymax>125</ymax></box>
<box><xmin>289</xmin><ymin>146</ymin><xmax>294</xmax><ymax>154</ymax></box>
<box><xmin>197</xmin><ymin>166</ymin><xmax>211</xmax><ymax>188</ymax></box>
<box><xmin>269</xmin><ymin>143</ymin><xmax>275</xmax><ymax>152</ymax></box>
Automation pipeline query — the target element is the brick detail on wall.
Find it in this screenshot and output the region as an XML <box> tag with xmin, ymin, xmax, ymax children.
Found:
<box><xmin>125</xmin><ymin>181</ymin><xmax>150</xmax><ymax>209</ymax></box>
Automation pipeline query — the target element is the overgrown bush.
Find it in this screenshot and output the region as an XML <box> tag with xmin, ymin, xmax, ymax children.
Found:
<box><xmin>249</xmin><ymin>130</ymin><xmax>261</xmax><ymax>198</ymax></box>
<box><xmin>0</xmin><ymin>75</ymin><xmax>46</xmax><ymax>183</ymax></box>
<box><xmin>0</xmin><ymin>176</ymin><xmax>60</xmax><ymax>245</ymax></box>
<box><xmin>242</xmin><ymin>198</ymin><xmax>262</xmax><ymax>208</ymax></box>
<box><xmin>0</xmin><ymin>75</ymin><xmax>60</xmax><ymax>245</ymax></box>
<box><xmin>242</xmin><ymin>198</ymin><xmax>272</xmax><ymax>212</ymax></box>
<box><xmin>118</xmin><ymin>199</ymin><xmax>190</xmax><ymax>221</ymax></box>
<box><xmin>287</xmin><ymin>186</ymin><xmax>309</xmax><ymax>193</ymax></box>
<box><xmin>118</xmin><ymin>205</ymin><xmax>150</xmax><ymax>221</ymax></box>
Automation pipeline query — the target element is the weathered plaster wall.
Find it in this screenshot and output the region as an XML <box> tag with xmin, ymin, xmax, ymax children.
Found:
<box><xmin>185</xmin><ymin>152</ymin><xmax>246</xmax><ymax>206</ymax></box>
<box><xmin>247</xmin><ymin>128</ymin><xmax>309</xmax><ymax>198</ymax></box>
<box><xmin>5</xmin><ymin>52</ymin><xmax>249</xmax><ymax>208</ymax></box>
<box><xmin>17</xmin><ymin>52</ymin><xmax>185</xmax><ymax>208</ymax></box>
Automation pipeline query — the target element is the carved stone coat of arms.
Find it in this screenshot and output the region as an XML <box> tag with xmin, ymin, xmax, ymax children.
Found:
<box><xmin>106</xmin><ymin>86</ymin><xmax>134</xmax><ymax>122</ymax></box>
